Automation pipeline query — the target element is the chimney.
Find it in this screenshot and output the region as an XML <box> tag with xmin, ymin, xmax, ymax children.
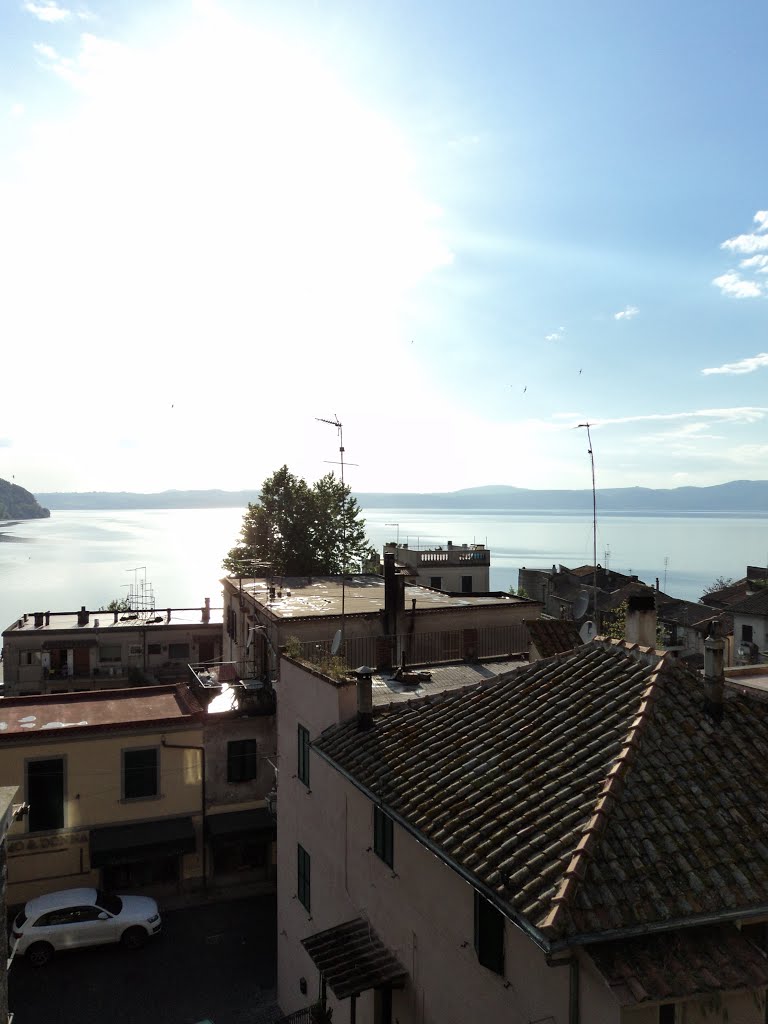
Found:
<box><xmin>77</xmin><ymin>606</ymin><xmax>89</xmax><ymax>627</ymax></box>
<box><xmin>355</xmin><ymin>666</ymin><xmax>375</xmax><ymax>731</ymax></box>
<box><xmin>202</xmin><ymin>597</ymin><xmax>211</xmax><ymax>624</ymax></box>
<box><xmin>655</xmin><ymin>578</ymin><xmax>660</xmax><ymax>592</ymax></box>
<box><xmin>113</xmin><ymin>610</ymin><xmax>119</xmax><ymax>624</ymax></box>
<box><xmin>45</xmin><ymin>611</ymin><xmax>50</xmax><ymax>626</ymax></box>
<box><xmin>383</xmin><ymin>552</ymin><xmax>405</xmax><ymax>636</ymax></box>
<box><xmin>625</xmin><ymin>593</ymin><xmax>656</xmax><ymax>647</ymax></box>
<box><xmin>703</xmin><ymin>620</ymin><xmax>725</xmax><ymax>721</ymax></box>
<box><xmin>34</xmin><ymin>612</ymin><xmax>44</xmax><ymax>628</ymax></box>
<box><xmin>167</xmin><ymin>608</ymin><xmax>172</xmax><ymax>623</ymax></box>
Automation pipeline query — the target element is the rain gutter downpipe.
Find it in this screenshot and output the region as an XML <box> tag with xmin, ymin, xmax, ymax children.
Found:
<box><xmin>161</xmin><ymin>737</ymin><xmax>207</xmax><ymax>890</ymax></box>
<box><xmin>547</xmin><ymin>954</ymin><xmax>580</xmax><ymax>1024</ymax></box>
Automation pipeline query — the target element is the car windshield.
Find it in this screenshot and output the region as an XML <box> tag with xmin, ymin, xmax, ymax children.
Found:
<box><xmin>95</xmin><ymin>891</ymin><xmax>123</xmax><ymax>916</ymax></box>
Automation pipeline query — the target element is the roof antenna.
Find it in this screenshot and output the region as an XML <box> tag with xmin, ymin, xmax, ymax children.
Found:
<box><xmin>316</xmin><ymin>415</ymin><xmax>358</xmax><ymax>652</ymax></box>
<box><xmin>576</xmin><ymin>423</ymin><xmax>598</xmax><ymax>627</ymax></box>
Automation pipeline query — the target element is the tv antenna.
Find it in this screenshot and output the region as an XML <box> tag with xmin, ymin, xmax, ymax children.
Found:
<box><xmin>316</xmin><ymin>414</ymin><xmax>358</xmax><ymax>650</ymax></box>
<box><xmin>576</xmin><ymin>422</ymin><xmax>598</xmax><ymax>627</ymax></box>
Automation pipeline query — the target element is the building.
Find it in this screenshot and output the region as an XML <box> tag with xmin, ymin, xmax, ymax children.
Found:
<box><xmin>0</xmin><ymin>786</ymin><xmax>18</xmax><ymax>1022</ymax></box>
<box><xmin>383</xmin><ymin>540</ymin><xmax>490</xmax><ymax>593</ymax></box>
<box><xmin>0</xmin><ymin>680</ymin><xmax>276</xmax><ymax>907</ymax></box>
<box><xmin>729</xmin><ymin>587</ymin><xmax>768</xmax><ymax>664</ymax></box>
<box><xmin>275</xmin><ymin>608</ymin><xmax>768</xmax><ymax>1023</ymax></box>
<box><xmin>223</xmin><ymin>553</ymin><xmax>539</xmax><ymax>679</ymax></box>
<box><xmin>1</xmin><ymin>600</ymin><xmax>222</xmax><ymax>696</ymax></box>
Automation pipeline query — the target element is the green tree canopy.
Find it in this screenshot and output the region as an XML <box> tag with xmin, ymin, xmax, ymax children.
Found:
<box><xmin>222</xmin><ymin>465</ymin><xmax>376</xmax><ymax>577</ymax></box>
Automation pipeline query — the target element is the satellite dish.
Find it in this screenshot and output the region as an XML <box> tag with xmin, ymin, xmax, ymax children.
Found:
<box><xmin>331</xmin><ymin>629</ymin><xmax>342</xmax><ymax>656</ymax></box>
<box><xmin>573</xmin><ymin>590</ymin><xmax>590</xmax><ymax>619</ymax></box>
<box><xmin>579</xmin><ymin>620</ymin><xmax>597</xmax><ymax>643</ymax></box>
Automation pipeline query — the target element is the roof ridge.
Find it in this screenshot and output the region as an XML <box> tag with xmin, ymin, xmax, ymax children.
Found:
<box><xmin>539</xmin><ymin>653</ymin><xmax>667</xmax><ymax>937</ymax></box>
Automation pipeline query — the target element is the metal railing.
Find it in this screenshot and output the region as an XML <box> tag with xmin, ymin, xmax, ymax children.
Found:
<box><xmin>292</xmin><ymin>623</ymin><xmax>529</xmax><ymax>673</ymax></box>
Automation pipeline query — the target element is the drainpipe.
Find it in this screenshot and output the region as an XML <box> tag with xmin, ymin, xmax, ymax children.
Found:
<box><xmin>547</xmin><ymin>954</ymin><xmax>579</xmax><ymax>1024</ymax></box>
<box><xmin>161</xmin><ymin>738</ymin><xmax>207</xmax><ymax>890</ymax></box>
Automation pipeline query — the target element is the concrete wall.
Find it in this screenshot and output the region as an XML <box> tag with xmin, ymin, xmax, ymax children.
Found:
<box><xmin>204</xmin><ymin>713</ymin><xmax>276</xmax><ymax>809</ymax></box>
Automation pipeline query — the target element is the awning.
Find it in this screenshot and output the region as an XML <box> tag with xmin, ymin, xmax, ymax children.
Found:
<box><xmin>90</xmin><ymin>816</ymin><xmax>196</xmax><ymax>868</ymax></box>
<box><xmin>206</xmin><ymin>808</ymin><xmax>275</xmax><ymax>842</ymax></box>
<box><xmin>586</xmin><ymin>924</ymin><xmax>768</xmax><ymax>1006</ymax></box>
<box><xmin>301</xmin><ymin>919</ymin><xmax>408</xmax><ymax>1000</ymax></box>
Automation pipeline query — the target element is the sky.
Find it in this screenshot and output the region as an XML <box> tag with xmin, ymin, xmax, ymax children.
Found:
<box><xmin>1</xmin><ymin>0</ymin><xmax>767</xmax><ymax>495</ymax></box>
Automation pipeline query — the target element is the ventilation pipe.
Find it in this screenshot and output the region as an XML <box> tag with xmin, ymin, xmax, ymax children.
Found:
<box><xmin>703</xmin><ymin>620</ymin><xmax>725</xmax><ymax>722</ymax></box>
<box><xmin>355</xmin><ymin>666</ymin><xmax>375</xmax><ymax>731</ymax></box>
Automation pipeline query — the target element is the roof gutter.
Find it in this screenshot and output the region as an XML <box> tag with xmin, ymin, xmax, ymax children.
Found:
<box><xmin>312</xmin><ymin>744</ymin><xmax>553</xmax><ymax>953</ymax></box>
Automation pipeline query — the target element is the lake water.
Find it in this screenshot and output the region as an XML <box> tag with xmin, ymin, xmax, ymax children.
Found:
<box><xmin>0</xmin><ymin>506</ymin><xmax>766</xmax><ymax>633</ymax></box>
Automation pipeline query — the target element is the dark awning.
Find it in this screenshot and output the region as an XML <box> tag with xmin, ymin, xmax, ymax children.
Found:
<box><xmin>301</xmin><ymin>919</ymin><xmax>408</xmax><ymax>1000</ymax></box>
<box><xmin>586</xmin><ymin>924</ymin><xmax>768</xmax><ymax>1006</ymax></box>
<box><xmin>90</xmin><ymin>816</ymin><xmax>196</xmax><ymax>868</ymax></box>
<box><xmin>206</xmin><ymin>808</ymin><xmax>275</xmax><ymax>842</ymax></box>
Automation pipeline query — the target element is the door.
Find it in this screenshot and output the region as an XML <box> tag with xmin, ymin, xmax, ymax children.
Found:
<box><xmin>27</xmin><ymin>758</ymin><xmax>64</xmax><ymax>831</ymax></box>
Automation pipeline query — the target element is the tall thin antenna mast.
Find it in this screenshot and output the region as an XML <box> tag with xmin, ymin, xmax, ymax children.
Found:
<box><xmin>577</xmin><ymin>423</ymin><xmax>598</xmax><ymax>625</ymax></box>
<box><xmin>316</xmin><ymin>415</ymin><xmax>355</xmax><ymax>643</ymax></box>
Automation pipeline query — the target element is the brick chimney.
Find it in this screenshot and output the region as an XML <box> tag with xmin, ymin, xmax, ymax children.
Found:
<box><xmin>77</xmin><ymin>606</ymin><xmax>89</xmax><ymax>627</ymax></box>
<box><xmin>625</xmin><ymin>593</ymin><xmax>656</xmax><ymax>647</ymax></box>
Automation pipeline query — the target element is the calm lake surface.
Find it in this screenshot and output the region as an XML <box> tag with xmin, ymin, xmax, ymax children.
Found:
<box><xmin>0</xmin><ymin>506</ymin><xmax>766</xmax><ymax>632</ymax></box>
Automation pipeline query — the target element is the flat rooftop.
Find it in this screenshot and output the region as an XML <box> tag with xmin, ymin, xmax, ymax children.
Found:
<box><xmin>228</xmin><ymin>576</ymin><xmax>524</xmax><ymax>619</ymax></box>
<box><xmin>4</xmin><ymin>607</ymin><xmax>223</xmax><ymax>635</ymax></box>
<box><xmin>370</xmin><ymin>657</ymin><xmax>527</xmax><ymax>705</ymax></box>
<box><xmin>0</xmin><ymin>684</ymin><xmax>203</xmax><ymax>737</ymax></box>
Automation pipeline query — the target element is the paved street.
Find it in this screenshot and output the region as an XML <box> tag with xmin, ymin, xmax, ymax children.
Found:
<box><xmin>9</xmin><ymin>894</ymin><xmax>279</xmax><ymax>1024</ymax></box>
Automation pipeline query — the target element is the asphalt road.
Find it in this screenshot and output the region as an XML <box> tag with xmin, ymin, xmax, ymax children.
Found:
<box><xmin>9</xmin><ymin>894</ymin><xmax>278</xmax><ymax>1024</ymax></box>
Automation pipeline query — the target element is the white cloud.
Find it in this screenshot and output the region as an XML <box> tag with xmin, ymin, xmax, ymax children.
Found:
<box><xmin>545</xmin><ymin>326</ymin><xmax>565</xmax><ymax>341</ymax></box>
<box><xmin>753</xmin><ymin>210</ymin><xmax>768</xmax><ymax>231</ymax></box>
<box><xmin>740</xmin><ymin>254</ymin><xmax>768</xmax><ymax>271</ymax></box>
<box><xmin>701</xmin><ymin>352</ymin><xmax>768</xmax><ymax>376</ymax></box>
<box><xmin>582</xmin><ymin>407</ymin><xmax>768</xmax><ymax>428</ymax></box>
<box><xmin>23</xmin><ymin>1</ymin><xmax>70</xmax><ymax>22</ymax></box>
<box><xmin>613</xmin><ymin>305</ymin><xmax>639</xmax><ymax>321</ymax></box>
<box><xmin>9</xmin><ymin>103</ymin><xmax>25</xmax><ymax>118</ymax></box>
<box><xmin>711</xmin><ymin>271</ymin><xmax>762</xmax><ymax>298</ymax></box>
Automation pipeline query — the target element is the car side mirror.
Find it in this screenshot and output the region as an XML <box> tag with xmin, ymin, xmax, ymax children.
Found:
<box><xmin>98</xmin><ymin>912</ymin><xmax>110</xmax><ymax>920</ymax></box>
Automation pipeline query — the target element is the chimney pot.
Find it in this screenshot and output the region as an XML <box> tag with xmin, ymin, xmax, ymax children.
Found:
<box><xmin>625</xmin><ymin>594</ymin><xmax>656</xmax><ymax>647</ymax></box>
<box><xmin>355</xmin><ymin>666</ymin><xmax>375</xmax><ymax>731</ymax></box>
<box><xmin>703</xmin><ymin>620</ymin><xmax>725</xmax><ymax>720</ymax></box>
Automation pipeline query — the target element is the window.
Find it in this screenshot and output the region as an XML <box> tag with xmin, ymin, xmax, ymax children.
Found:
<box><xmin>227</xmin><ymin>739</ymin><xmax>258</xmax><ymax>783</ymax></box>
<box><xmin>122</xmin><ymin>747</ymin><xmax>159</xmax><ymax>800</ymax></box>
<box><xmin>297</xmin><ymin>844</ymin><xmax>311</xmax><ymax>911</ymax></box>
<box><xmin>659</xmin><ymin>1006</ymin><xmax>676</xmax><ymax>1024</ymax></box>
<box><xmin>128</xmin><ymin>644</ymin><xmax>142</xmax><ymax>657</ymax></box>
<box><xmin>373</xmin><ymin>806</ymin><xmax>394</xmax><ymax>867</ymax></box>
<box><xmin>19</xmin><ymin>651</ymin><xmax>42</xmax><ymax>666</ymax></box>
<box><xmin>742</xmin><ymin>624</ymin><xmax>754</xmax><ymax>643</ymax></box>
<box><xmin>147</xmin><ymin>643</ymin><xmax>162</xmax><ymax>655</ymax></box>
<box><xmin>168</xmin><ymin>643</ymin><xmax>190</xmax><ymax>660</ymax></box>
<box><xmin>99</xmin><ymin>644</ymin><xmax>122</xmax><ymax>663</ymax></box>
<box><xmin>461</xmin><ymin>575</ymin><xmax>473</xmax><ymax>594</ymax></box>
<box><xmin>430</xmin><ymin>576</ymin><xmax>442</xmax><ymax>589</ymax></box>
<box><xmin>27</xmin><ymin>757</ymin><xmax>65</xmax><ymax>832</ymax></box>
<box><xmin>474</xmin><ymin>891</ymin><xmax>505</xmax><ymax>975</ymax></box>
<box><xmin>298</xmin><ymin>725</ymin><xmax>310</xmax><ymax>787</ymax></box>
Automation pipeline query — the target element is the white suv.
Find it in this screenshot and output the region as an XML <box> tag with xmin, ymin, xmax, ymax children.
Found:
<box><xmin>10</xmin><ymin>888</ymin><xmax>162</xmax><ymax>966</ymax></box>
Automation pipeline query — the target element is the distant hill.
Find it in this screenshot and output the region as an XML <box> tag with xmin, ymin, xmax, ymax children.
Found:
<box><xmin>34</xmin><ymin>480</ymin><xmax>768</xmax><ymax>513</ymax></box>
<box><xmin>0</xmin><ymin>479</ymin><xmax>50</xmax><ymax>519</ymax></box>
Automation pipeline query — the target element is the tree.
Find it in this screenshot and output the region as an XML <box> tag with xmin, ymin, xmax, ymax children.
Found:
<box><xmin>222</xmin><ymin>465</ymin><xmax>376</xmax><ymax>577</ymax></box>
<box><xmin>702</xmin><ymin>576</ymin><xmax>734</xmax><ymax>596</ymax></box>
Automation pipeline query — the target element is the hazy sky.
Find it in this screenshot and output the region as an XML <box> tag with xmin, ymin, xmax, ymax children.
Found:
<box><xmin>2</xmin><ymin>0</ymin><xmax>767</xmax><ymax>494</ymax></box>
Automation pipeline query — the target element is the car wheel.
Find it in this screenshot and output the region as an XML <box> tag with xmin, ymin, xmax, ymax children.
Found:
<box><xmin>26</xmin><ymin>942</ymin><xmax>54</xmax><ymax>968</ymax></box>
<box><xmin>121</xmin><ymin>926</ymin><xmax>148</xmax><ymax>950</ymax></box>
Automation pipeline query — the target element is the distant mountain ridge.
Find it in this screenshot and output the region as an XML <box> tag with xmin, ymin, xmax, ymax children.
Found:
<box><xmin>0</xmin><ymin>479</ymin><xmax>50</xmax><ymax>520</ymax></box>
<box><xmin>34</xmin><ymin>480</ymin><xmax>768</xmax><ymax>513</ymax></box>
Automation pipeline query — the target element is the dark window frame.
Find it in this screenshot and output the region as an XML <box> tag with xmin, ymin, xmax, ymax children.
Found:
<box><xmin>298</xmin><ymin>724</ymin><xmax>310</xmax><ymax>787</ymax></box>
<box><xmin>168</xmin><ymin>642</ymin><xmax>190</xmax><ymax>661</ymax></box>
<box><xmin>227</xmin><ymin>738</ymin><xmax>258</xmax><ymax>783</ymax></box>
<box><xmin>26</xmin><ymin>756</ymin><xmax>65</xmax><ymax>832</ymax></box>
<box><xmin>461</xmin><ymin>575</ymin><xmax>473</xmax><ymax>594</ymax></box>
<box><xmin>373</xmin><ymin>806</ymin><xmax>394</xmax><ymax>868</ymax></box>
<box><xmin>122</xmin><ymin>746</ymin><xmax>159</xmax><ymax>801</ymax></box>
<box><xmin>297</xmin><ymin>844</ymin><xmax>311</xmax><ymax>911</ymax></box>
<box><xmin>474</xmin><ymin>890</ymin><xmax>505</xmax><ymax>975</ymax></box>
<box><xmin>742</xmin><ymin>624</ymin><xmax>754</xmax><ymax>643</ymax></box>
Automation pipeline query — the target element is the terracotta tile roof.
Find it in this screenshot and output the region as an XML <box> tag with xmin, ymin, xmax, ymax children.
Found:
<box><xmin>526</xmin><ymin>619</ymin><xmax>582</xmax><ymax>658</ymax></box>
<box><xmin>314</xmin><ymin>640</ymin><xmax>768</xmax><ymax>944</ymax></box>
<box><xmin>729</xmin><ymin>588</ymin><xmax>768</xmax><ymax>616</ymax></box>
<box><xmin>301</xmin><ymin>919</ymin><xmax>407</xmax><ymax>999</ymax></box>
<box><xmin>586</xmin><ymin>924</ymin><xmax>768</xmax><ymax>1005</ymax></box>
